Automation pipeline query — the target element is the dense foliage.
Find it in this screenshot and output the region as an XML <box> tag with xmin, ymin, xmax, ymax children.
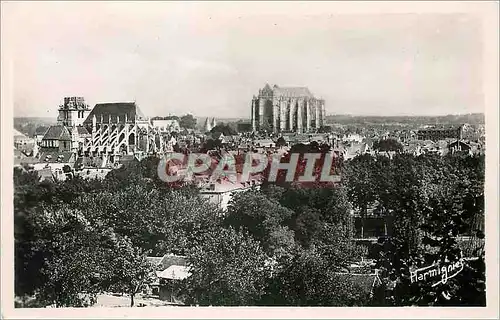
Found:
<box><xmin>342</xmin><ymin>153</ymin><xmax>485</xmax><ymax>306</ymax></box>
<box><xmin>14</xmin><ymin>150</ymin><xmax>485</xmax><ymax>307</ymax></box>
<box><xmin>179</xmin><ymin>114</ymin><xmax>197</xmax><ymax>129</ymax></box>
<box><xmin>210</xmin><ymin>123</ymin><xmax>237</xmax><ymax>136</ymax></box>
<box><xmin>372</xmin><ymin>138</ymin><xmax>403</xmax><ymax>152</ymax></box>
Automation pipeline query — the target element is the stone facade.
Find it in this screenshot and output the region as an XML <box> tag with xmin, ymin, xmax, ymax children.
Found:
<box><xmin>57</xmin><ymin>97</ymin><xmax>91</xmax><ymax>127</ymax></box>
<box><xmin>251</xmin><ymin>84</ymin><xmax>325</xmax><ymax>133</ymax></box>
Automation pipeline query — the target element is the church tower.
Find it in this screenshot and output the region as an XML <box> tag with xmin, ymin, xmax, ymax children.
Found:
<box><xmin>57</xmin><ymin>97</ymin><xmax>91</xmax><ymax>127</ymax></box>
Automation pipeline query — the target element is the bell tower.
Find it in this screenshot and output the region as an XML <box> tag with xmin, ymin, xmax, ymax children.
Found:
<box><xmin>57</xmin><ymin>97</ymin><xmax>91</xmax><ymax>127</ymax></box>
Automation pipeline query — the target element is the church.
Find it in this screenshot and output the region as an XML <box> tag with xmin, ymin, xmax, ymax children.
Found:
<box><xmin>251</xmin><ymin>84</ymin><xmax>325</xmax><ymax>133</ymax></box>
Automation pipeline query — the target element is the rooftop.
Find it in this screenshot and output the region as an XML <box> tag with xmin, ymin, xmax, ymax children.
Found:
<box><xmin>42</xmin><ymin>125</ymin><xmax>72</xmax><ymax>141</ymax></box>
<box><xmin>273</xmin><ymin>86</ymin><xmax>314</xmax><ymax>98</ymax></box>
<box><xmin>83</xmin><ymin>102</ymin><xmax>147</xmax><ymax>124</ymax></box>
<box><xmin>259</xmin><ymin>84</ymin><xmax>317</xmax><ymax>99</ymax></box>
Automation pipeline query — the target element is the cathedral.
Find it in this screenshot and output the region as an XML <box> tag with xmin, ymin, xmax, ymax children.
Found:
<box><xmin>251</xmin><ymin>84</ymin><xmax>325</xmax><ymax>133</ymax></box>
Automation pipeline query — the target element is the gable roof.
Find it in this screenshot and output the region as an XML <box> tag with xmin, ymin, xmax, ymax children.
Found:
<box><xmin>76</xmin><ymin>126</ymin><xmax>90</xmax><ymax>135</ymax></box>
<box><xmin>42</xmin><ymin>125</ymin><xmax>72</xmax><ymax>141</ymax></box>
<box><xmin>156</xmin><ymin>265</ymin><xmax>191</xmax><ymax>280</ymax></box>
<box><xmin>83</xmin><ymin>102</ymin><xmax>146</xmax><ymax>124</ymax></box>
<box><xmin>147</xmin><ymin>254</ymin><xmax>187</xmax><ymax>271</ymax></box>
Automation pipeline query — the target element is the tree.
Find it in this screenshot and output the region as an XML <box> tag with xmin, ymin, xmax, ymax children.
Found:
<box><xmin>373</xmin><ymin>138</ymin><xmax>403</xmax><ymax>152</ymax></box>
<box><xmin>28</xmin><ymin>206</ymin><xmax>109</xmax><ymax>307</ymax></box>
<box><xmin>14</xmin><ymin>169</ymin><xmax>104</xmax><ymax>298</ymax></box>
<box><xmin>260</xmin><ymin>248</ymin><xmax>371</xmax><ymax>306</ymax></box>
<box><xmin>151</xmin><ymin>115</ymin><xmax>180</xmax><ymax>121</ymax></box>
<box><xmin>105</xmin><ymin>236</ymin><xmax>155</xmax><ymax>307</ymax></box>
<box><xmin>342</xmin><ymin>154</ymin><xmax>378</xmax><ymax>238</ymax></box>
<box><xmin>210</xmin><ymin>123</ymin><xmax>237</xmax><ymax>136</ymax></box>
<box><xmin>372</xmin><ymin>153</ymin><xmax>486</xmax><ymax>306</ymax></box>
<box><xmin>224</xmin><ymin>190</ymin><xmax>295</xmax><ymax>256</ymax></box>
<box><xmin>74</xmin><ymin>184</ymin><xmax>221</xmax><ymax>256</ymax></box>
<box><xmin>179</xmin><ymin>114</ymin><xmax>197</xmax><ymax>129</ymax></box>
<box><xmin>181</xmin><ymin>227</ymin><xmax>270</xmax><ymax>306</ymax></box>
<box><xmin>276</xmin><ymin>136</ymin><xmax>286</xmax><ymax>148</ymax></box>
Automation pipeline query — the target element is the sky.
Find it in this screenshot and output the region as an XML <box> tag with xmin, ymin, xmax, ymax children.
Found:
<box><xmin>5</xmin><ymin>2</ymin><xmax>485</xmax><ymax>118</ymax></box>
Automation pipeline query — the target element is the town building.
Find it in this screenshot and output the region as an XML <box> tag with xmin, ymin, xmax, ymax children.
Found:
<box><xmin>147</xmin><ymin>254</ymin><xmax>190</xmax><ymax>303</ymax></box>
<box><xmin>14</xmin><ymin>129</ymin><xmax>33</xmax><ymax>147</ymax></box>
<box><xmin>251</xmin><ymin>84</ymin><xmax>325</xmax><ymax>133</ymax></box>
<box><xmin>151</xmin><ymin>119</ymin><xmax>181</xmax><ymax>133</ymax></box>
<box><xmin>199</xmin><ymin>179</ymin><xmax>260</xmax><ymax>211</ymax></box>
<box><xmin>417</xmin><ymin>125</ymin><xmax>463</xmax><ymax>141</ymax></box>
<box><xmin>40</xmin><ymin>126</ymin><xmax>73</xmax><ymax>152</ymax></box>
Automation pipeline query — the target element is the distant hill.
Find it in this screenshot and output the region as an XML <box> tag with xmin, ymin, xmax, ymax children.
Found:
<box><xmin>14</xmin><ymin>117</ymin><xmax>57</xmax><ymax>137</ymax></box>
<box><xmin>325</xmin><ymin>113</ymin><xmax>485</xmax><ymax>126</ymax></box>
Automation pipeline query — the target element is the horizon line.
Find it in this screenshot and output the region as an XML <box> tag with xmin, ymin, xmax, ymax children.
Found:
<box><xmin>13</xmin><ymin>111</ymin><xmax>485</xmax><ymax>120</ymax></box>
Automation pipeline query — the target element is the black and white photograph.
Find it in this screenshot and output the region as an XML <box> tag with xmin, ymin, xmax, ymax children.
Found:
<box><xmin>1</xmin><ymin>1</ymin><xmax>498</xmax><ymax>319</ymax></box>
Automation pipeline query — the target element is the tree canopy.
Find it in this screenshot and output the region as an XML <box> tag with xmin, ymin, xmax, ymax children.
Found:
<box><xmin>179</xmin><ymin>114</ymin><xmax>197</xmax><ymax>129</ymax></box>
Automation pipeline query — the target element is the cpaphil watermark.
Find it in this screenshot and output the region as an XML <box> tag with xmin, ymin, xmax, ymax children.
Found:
<box><xmin>410</xmin><ymin>254</ymin><xmax>465</xmax><ymax>287</ymax></box>
<box><xmin>157</xmin><ymin>152</ymin><xmax>341</xmax><ymax>185</ymax></box>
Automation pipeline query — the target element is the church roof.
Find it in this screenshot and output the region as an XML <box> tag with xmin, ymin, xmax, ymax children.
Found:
<box><xmin>42</xmin><ymin>125</ymin><xmax>72</xmax><ymax>141</ymax></box>
<box><xmin>83</xmin><ymin>102</ymin><xmax>146</xmax><ymax>124</ymax></box>
<box><xmin>272</xmin><ymin>86</ymin><xmax>314</xmax><ymax>98</ymax></box>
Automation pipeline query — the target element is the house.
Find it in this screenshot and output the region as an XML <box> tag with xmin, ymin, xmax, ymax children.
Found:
<box><xmin>37</xmin><ymin>167</ymin><xmax>56</xmax><ymax>183</ymax></box>
<box><xmin>417</xmin><ymin>125</ymin><xmax>464</xmax><ymax>141</ymax></box>
<box><xmin>342</xmin><ymin>133</ymin><xmax>364</xmax><ymax>144</ymax></box>
<box><xmin>14</xmin><ymin>147</ymin><xmax>39</xmax><ymax>167</ymax></box>
<box><xmin>40</xmin><ymin>125</ymin><xmax>73</xmax><ymax>152</ymax></box>
<box><xmin>199</xmin><ymin>179</ymin><xmax>259</xmax><ymax>211</ymax></box>
<box><xmin>343</xmin><ymin>142</ymin><xmax>370</xmax><ymax>160</ymax></box>
<box><xmin>147</xmin><ymin>254</ymin><xmax>190</xmax><ymax>303</ymax></box>
<box><xmin>14</xmin><ymin>129</ymin><xmax>34</xmax><ymax>147</ymax></box>
<box><xmin>254</xmin><ymin>139</ymin><xmax>275</xmax><ymax>148</ymax></box>
<box><xmin>448</xmin><ymin>140</ymin><xmax>483</xmax><ymax>155</ymax></box>
<box><xmin>33</xmin><ymin>151</ymin><xmax>76</xmax><ymax>174</ymax></box>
